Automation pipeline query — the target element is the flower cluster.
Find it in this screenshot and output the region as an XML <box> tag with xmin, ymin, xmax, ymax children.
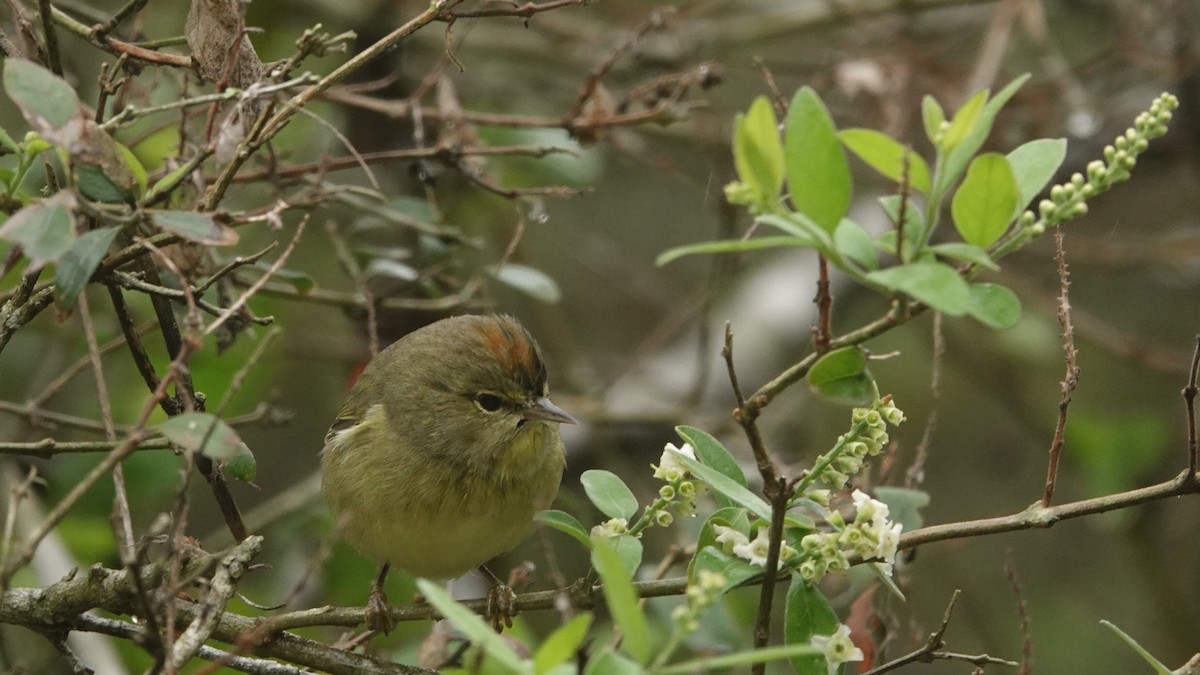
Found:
<box><xmin>817</xmin><ymin>398</ymin><xmax>905</xmax><ymax>487</ymax></box>
<box><xmin>670</xmin><ymin>569</ymin><xmax>727</xmax><ymax>633</ymax></box>
<box><xmin>796</xmin><ymin>490</ymin><xmax>903</xmax><ymax>582</ymax></box>
<box><xmin>590</xmin><ymin>517</ymin><xmax>628</xmax><ymax>539</ymax></box>
<box><xmin>651</xmin><ymin>443</ymin><xmax>702</xmax><ymax>517</ymax></box>
<box><xmin>712</xmin><ymin>524</ymin><xmax>798</xmax><ymax>568</ymax></box>
<box><xmin>1020</xmin><ymin>92</ymin><xmax>1178</xmax><ymax>237</ymax></box>
<box><xmin>810</xmin><ymin>624</ymin><xmax>865</xmax><ymax>675</ymax></box>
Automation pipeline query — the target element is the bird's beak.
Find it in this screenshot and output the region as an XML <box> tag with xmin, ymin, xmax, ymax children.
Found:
<box><xmin>521</xmin><ymin>396</ymin><xmax>577</xmax><ymax>425</ymax></box>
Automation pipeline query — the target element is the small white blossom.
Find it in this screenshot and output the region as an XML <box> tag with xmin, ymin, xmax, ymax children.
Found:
<box><xmin>731</xmin><ymin>527</ymin><xmax>770</xmax><ymax>567</ymax></box>
<box><xmin>712</xmin><ymin>524</ymin><xmax>748</xmax><ymax>553</ymax></box>
<box><xmin>810</xmin><ymin>624</ymin><xmax>864</xmax><ymax>675</ymax></box>
<box><xmin>590</xmin><ymin>517</ymin><xmax>628</xmax><ymax>539</ymax></box>
<box><xmin>653</xmin><ymin>442</ymin><xmax>696</xmax><ymax>482</ymax></box>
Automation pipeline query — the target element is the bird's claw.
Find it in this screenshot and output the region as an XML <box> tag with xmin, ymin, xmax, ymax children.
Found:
<box><xmin>366</xmin><ymin>586</ymin><xmax>396</xmax><ymax>635</ymax></box>
<box><xmin>485</xmin><ymin>582</ymin><xmax>517</xmax><ymax>631</ymax></box>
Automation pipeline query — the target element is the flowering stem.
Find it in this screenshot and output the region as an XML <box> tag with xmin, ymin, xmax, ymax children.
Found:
<box><xmin>628</xmin><ymin>496</ymin><xmax>672</xmax><ymax>538</ymax></box>
<box><xmin>791</xmin><ymin>419</ymin><xmax>871</xmax><ymax>497</ymax></box>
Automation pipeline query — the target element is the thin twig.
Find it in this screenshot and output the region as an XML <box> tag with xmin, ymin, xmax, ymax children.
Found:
<box><xmin>1042</xmin><ymin>226</ymin><xmax>1079</xmax><ymax>507</ymax></box>
<box><xmin>1184</xmin><ymin>335</ymin><xmax>1199</xmax><ymax>478</ymax></box>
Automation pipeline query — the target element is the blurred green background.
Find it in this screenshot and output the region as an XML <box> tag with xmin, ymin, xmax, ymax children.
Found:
<box><xmin>1</xmin><ymin>0</ymin><xmax>1198</xmax><ymax>672</ymax></box>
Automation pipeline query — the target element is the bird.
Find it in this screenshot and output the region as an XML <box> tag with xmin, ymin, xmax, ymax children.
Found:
<box><xmin>320</xmin><ymin>314</ymin><xmax>575</xmax><ymax>633</ymax></box>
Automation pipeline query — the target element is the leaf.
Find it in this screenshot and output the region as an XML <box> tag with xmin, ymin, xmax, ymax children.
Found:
<box><xmin>675</xmin><ymin>425</ymin><xmax>747</xmax><ymax>508</ymax></box>
<box><xmin>688</xmin><ymin>541</ymin><xmax>761</xmax><ymax>594</ymax></box>
<box><xmin>0</xmin><ymin>194</ymin><xmax>76</xmax><ymax>269</ymax></box>
<box><xmin>784</xmin><ymin>577</ymin><xmax>840</xmax><ymax>675</ymax></box>
<box><xmin>866</xmin><ymin>261</ymin><xmax>971</xmax><ymax>315</ymax></box>
<box><xmin>757</xmin><ymin>212</ymin><xmax>834</xmax><ymax>252</ymax></box>
<box><xmin>1099</xmin><ymin>621</ymin><xmax>1173</xmax><ymax>675</ymax></box>
<box><xmin>941</xmin><ymin>89</ymin><xmax>988</xmax><ymax>152</ymax></box>
<box><xmin>534</xmin><ymin>613</ymin><xmax>592</xmax><ymax>675</ymax></box>
<box><xmin>2</xmin><ymin>58</ymin><xmax>81</xmax><ymax>131</ymax></box>
<box><xmin>0</xmin><ymin>126</ymin><xmax>18</xmax><ymax>154</ymax></box>
<box><xmin>55</xmin><ymin>226</ymin><xmax>121</xmax><ymax>307</ymax></box>
<box><xmin>927</xmin><ymin>242</ymin><xmax>999</xmax><ymax>271</ymax></box>
<box><xmin>257</xmin><ymin>264</ymin><xmax>314</xmax><ymax>294</ymax></box>
<box><xmin>733</xmin><ymin>96</ymin><xmax>785</xmax><ymax>209</ymax></box>
<box><xmin>941</xmin><ymin>74</ymin><xmax>1030</xmax><ymax>193</ymax></box>
<box><xmin>365</xmin><ymin>258</ymin><xmax>419</xmax><ymax>283</ymax></box>
<box><xmin>1006</xmin><ymin>137</ymin><xmax>1067</xmax><ymax>211</ymax></box>
<box><xmin>660</xmin><ymin>645</ymin><xmax>824</xmax><ymax>675</ymax></box>
<box><xmin>785</xmin><ymin>87</ymin><xmax>852</xmax><ymax>231</ymax></box>
<box><xmin>610</xmin><ymin>534</ymin><xmax>643</xmax><ymax>579</ymax></box>
<box><xmin>155</xmin><ymin>412</ymin><xmax>244</xmax><ymax>460</ymax></box>
<box><xmin>224</xmin><ymin>443</ymin><xmax>257</xmax><ymax>483</ymax></box>
<box><xmin>966</xmin><ymin>282</ymin><xmax>1022</xmax><ymax>329</ymax></box>
<box><xmin>149</xmin><ymin>210</ymin><xmax>238</xmax><ymax>245</ymax></box>
<box><xmin>655</xmin><ymin>236</ymin><xmax>812</xmax><ymax>267</ymax></box>
<box><xmin>833</xmin><ymin>219</ymin><xmax>877</xmax><ymax>270</ymax></box>
<box><xmin>591</xmin><ymin>538</ymin><xmax>651</xmax><ymax>664</ymax></box>
<box><xmin>582</xmin><ymin>648</ymin><xmax>642</xmax><ymax>675</ymax></box>
<box><xmin>75</xmin><ymin>164</ymin><xmax>134</xmax><ymax>204</ymax></box>
<box><xmin>878</xmin><ymin>195</ymin><xmax>926</xmax><ymax>260</ymax></box>
<box><xmin>668</xmin><ymin>450</ymin><xmax>772</xmax><ymax>522</ymax></box>
<box><xmin>806</xmin><ymin>347</ymin><xmax>875</xmax><ymax>407</ymax></box>
<box><xmin>580</xmin><ymin>470</ymin><xmax>638</xmax><ymax>521</ymax></box>
<box><xmin>951</xmin><ymin>153</ymin><xmax>1019</xmax><ymax>248</ymax></box>
<box><xmin>838</xmin><ymin>128</ymin><xmax>932</xmax><ymax>194</ymax></box>
<box><xmin>117</xmin><ymin>141</ymin><xmax>149</xmax><ymax>193</ymax></box>
<box><xmin>536</xmin><ymin>509</ymin><xmax>592</xmax><ymax>548</ymax></box>
<box><xmin>416</xmin><ymin>580</ymin><xmax>527</xmax><ymax>675</ymax></box>
<box><xmin>489</xmin><ymin>263</ymin><xmax>561</xmax><ymax>304</ymax></box>
<box><xmin>687</xmin><ymin>508</ymin><xmax>752</xmax><ymax>581</ymax></box>
<box><xmin>921</xmin><ymin>95</ymin><xmax>945</xmax><ymax>147</ymax></box>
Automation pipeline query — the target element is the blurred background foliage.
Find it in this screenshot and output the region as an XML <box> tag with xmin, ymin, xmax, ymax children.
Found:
<box><xmin>1</xmin><ymin>0</ymin><xmax>1198</xmax><ymax>672</ymax></box>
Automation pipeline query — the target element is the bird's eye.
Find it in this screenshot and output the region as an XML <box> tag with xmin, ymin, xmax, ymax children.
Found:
<box><xmin>474</xmin><ymin>392</ymin><xmax>504</xmax><ymax>413</ymax></box>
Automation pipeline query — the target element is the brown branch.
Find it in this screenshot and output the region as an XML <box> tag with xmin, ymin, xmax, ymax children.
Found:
<box><xmin>1042</xmin><ymin>226</ymin><xmax>1079</xmax><ymax>507</ymax></box>
<box><xmin>0</xmin><ymin>438</ymin><xmax>172</xmax><ymax>456</ymax></box>
<box><xmin>1185</xmin><ymin>335</ymin><xmax>1200</xmax><ymax>478</ymax></box>
<box><xmin>36</xmin><ymin>0</ymin><xmax>63</xmax><ymax>75</ymax></box>
<box><xmin>441</xmin><ymin>0</ymin><xmax>591</xmax><ymax>19</ymax></box>
<box><xmin>49</xmin><ymin>5</ymin><xmax>192</xmax><ymax>68</ymax></box>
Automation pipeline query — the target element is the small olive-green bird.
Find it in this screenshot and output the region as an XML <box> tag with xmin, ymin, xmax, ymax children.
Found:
<box><xmin>320</xmin><ymin>314</ymin><xmax>575</xmax><ymax>632</ymax></box>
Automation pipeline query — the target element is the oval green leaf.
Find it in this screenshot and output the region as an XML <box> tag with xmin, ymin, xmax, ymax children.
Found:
<box><xmin>591</xmin><ymin>537</ymin><xmax>651</xmax><ymax>664</ymax></box>
<box><xmin>806</xmin><ymin>347</ymin><xmax>875</xmax><ymax>407</ymax></box>
<box><xmin>3</xmin><ymin>58</ymin><xmax>81</xmax><ymax>131</ymax></box>
<box><xmin>838</xmin><ymin>128</ymin><xmax>931</xmax><ymax>194</ymax></box>
<box><xmin>655</xmin><ymin>236</ymin><xmax>811</xmax><ymax>267</ymax></box>
<box><xmin>55</xmin><ymin>226</ymin><xmax>122</xmax><ymax>307</ymax></box>
<box><xmin>668</xmin><ymin>450</ymin><xmax>772</xmax><ymax>522</ymax></box>
<box><xmin>149</xmin><ymin>210</ymin><xmax>238</xmax><ymax>245</ymax></box>
<box><xmin>675</xmin><ymin>425</ymin><xmax>748</xmax><ymax>497</ymax></box>
<box><xmin>534</xmin><ymin>613</ymin><xmax>592</xmax><ymax>675</ymax></box>
<box><xmin>536</xmin><ymin>509</ymin><xmax>592</xmax><ymax>548</ymax></box>
<box><xmin>951</xmin><ymin>153</ymin><xmax>1019</xmax><ymax>248</ymax></box>
<box><xmin>489</xmin><ymin>263</ymin><xmax>561</xmax><ymax>304</ymax></box>
<box><xmin>966</xmin><ymin>282</ymin><xmax>1021</xmax><ymax>329</ymax></box>
<box><xmin>0</xmin><ymin>194</ymin><xmax>76</xmax><ymax>269</ymax></box>
<box><xmin>1006</xmin><ymin>137</ymin><xmax>1067</xmax><ymax>211</ymax></box>
<box><xmin>785</xmin><ymin>87</ymin><xmax>852</xmax><ymax>231</ymax></box>
<box><xmin>784</xmin><ymin>577</ymin><xmax>841</xmax><ymax>675</ymax></box>
<box><xmin>580</xmin><ymin>469</ymin><xmax>638</xmax><ymax>521</ymax></box>
<box><xmin>833</xmin><ymin>218</ymin><xmax>877</xmax><ymax>271</ymax></box>
<box><xmin>866</xmin><ymin>261</ymin><xmax>972</xmax><ymax>315</ymax></box>
<box><xmin>733</xmin><ymin>96</ymin><xmax>785</xmax><ymax>209</ymax></box>
<box><xmin>155</xmin><ymin>412</ymin><xmax>244</xmax><ymax>460</ymax></box>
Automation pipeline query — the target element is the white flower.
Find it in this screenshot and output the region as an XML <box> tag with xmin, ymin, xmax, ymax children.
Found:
<box><xmin>809</xmin><ymin>624</ymin><xmax>864</xmax><ymax>675</ymax></box>
<box><xmin>712</xmin><ymin>524</ymin><xmax>748</xmax><ymax>553</ymax></box>
<box><xmin>731</xmin><ymin>527</ymin><xmax>770</xmax><ymax>567</ymax></box>
<box><xmin>653</xmin><ymin>442</ymin><xmax>696</xmax><ymax>482</ymax></box>
<box><xmin>590</xmin><ymin>517</ymin><xmax>628</xmax><ymax>539</ymax></box>
<box><xmin>850</xmin><ymin>490</ymin><xmax>903</xmax><ymax>577</ymax></box>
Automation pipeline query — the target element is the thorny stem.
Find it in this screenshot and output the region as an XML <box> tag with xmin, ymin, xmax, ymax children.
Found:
<box><xmin>1043</xmin><ymin>226</ymin><xmax>1079</xmax><ymax>507</ymax></box>
<box><xmin>1185</xmin><ymin>336</ymin><xmax>1200</xmax><ymax>478</ymax></box>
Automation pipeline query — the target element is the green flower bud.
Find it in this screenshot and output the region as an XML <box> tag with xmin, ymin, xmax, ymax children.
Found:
<box><xmin>659</xmin><ymin>484</ymin><xmax>676</xmax><ymax>500</ymax></box>
<box><xmin>656</xmin><ymin>510</ymin><xmax>674</xmax><ymax>527</ymax></box>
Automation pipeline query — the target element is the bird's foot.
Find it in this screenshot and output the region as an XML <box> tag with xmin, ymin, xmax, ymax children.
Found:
<box><xmin>485</xmin><ymin>582</ymin><xmax>517</xmax><ymax>631</ymax></box>
<box><xmin>365</xmin><ymin>585</ymin><xmax>395</xmax><ymax>635</ymax></box>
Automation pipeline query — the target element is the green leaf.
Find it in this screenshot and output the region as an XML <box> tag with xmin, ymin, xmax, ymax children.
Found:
<box><xmin>116</xmin><ymin>141</ymin><xmax>149</xmax><ymax>193</ymax></box>
<box><xmin>1099</xmin><ymin>620</ymin><xmax>1172</xmax><ymax>675</ymax></box>
<box><xmin>951</xmin><ymin>153</ymin><xmax>1019</xmax><ymax>248</ymax></box>
<box><xmin>667</xmin><ymin>450</ymin><xmax>772</xmax><ymax>522</ymax></box>
<box><xmin>416</xmin><ymin>580</ymin><xmax>527</xmax><ymax>675</ymax></box>
<box><xmin>655</xmin><ymin>236</ymin><xmax>811</xmax><ymax>267</ymax></box>
<box><xmin>675</xmin><ymin>425</ymin><xmax>747</xmax><ymax>508</ymax></box>
<box><xmin>144</xmin><ymin>158</ymin><xmax>199</xmax><ymax>204</ymax></box>
<box><xmin>2</xmin><ymin>58</ymin><xmax>81</xmax><ymax>131</ymax></box>
<box><xmin>255</xmin><ymin>264</ymin><xmax>315</xmax><ymax>294</ymax></box>
<box><xmin>536</xmin><ymin>509</ymin><xmax>592</xmax><ymax>548</ymax></box>
<box><xmin>224</xmin><ymin>443</ymin><xmax>257</xmax><ymax>483</ymax></box>
<box><xmin>878</xmin><ymin>195</ymin><xmax>926</xmax><ymax>261</ymax></box>
<box><xmin>784</xmin><ymin>577</ymin><xmax>840</xmax><ymax>675</ymax></box>
<box><xmin>489</xmin><ymin>263</ymin><xmax>561</xmax><ymax>304</ymax></box>
<box><xmin>733</xmin><ymin>96</ymin><xmax>785</xmax><ymax>209</ymax></box>
<box><xmin>833</xmin><ymin>218</ymin><xmax>877</xmax><ymax>270</ymax></box>
<box><xmin>660</xmin><ymin>644</ymin><xmax>823</xmax><ymax>675</ymax></box>
<box><xmin>534</xmin><ymin>613</ymin><xmax>592</xmax><ymax>675</ymax></box>
<box><xmin>806</xmin><ymin>347</ymin><xmax>875</xmax><ymax>407</ymax></box>
<box><xmin>149</xmin><ymin>210</ymin><xmax>238</xmax><ymax>245</ymax></box>
<box><xmin>591</xmin><ymin>538</ymin><xmax>651</xmax><ymax>664</ymax></box>
<box><xmin>582</xmin><ymin>648</ymin><xmax>642</xmax><ymax>675</ymax></box>
<box><xmin>941</xmin><ymin>74</ymin><xmax>1030</xmax><ymax>193</ymax></box>
<box><xmin>610</xmin><ymin>533</ymin><xmax>643</xmax><ymax>579</ymax></box>
<box><xmin>928</xmin><ymin>242</ymin><xmax>999</xmax><ymax>271</ymax></box>
<box><xmin>1006</xmin><ymin>137</ymin><xmax>1067</xmax><ymax>211</ymax></box>
<box><xmin>55</xmin><ymin>226</ymin><xmax>121</xmax><ymax>307</ymax></box>
<box><xmin>580</xmin><ymin>470</ymin><xmax>638</xmax><ymax>521</ymax></box>
<box><xmin>921</xmin><ymin>95</ymin><xmax>945</xmax><ymax>147</ymax></box>
<box><xmin>0</xmin><ymin>195</ymin><xmax>76</xmax><ymax>268</ymax></box>
<box><xmin>866</xmin><ymin>261</ymin><xmax>971</xmax><ymax>315</ymax></box>
<box><xmin>76</xmin><ymin>164</ymin><xmax>134</xmax><ymax>204</ymax></box>
<box><xmin>966</xmin><ymin>282</ymin><xmax>1021</xmax><ymax>329</ymax></box>
<box><xmin>757</xmin><ymin>212</ymin><xmax>834</xmax><ymax>251</ymax></box>
<box><xmin>688</xmin><ymin>508</ymin><xmax>752</xmax><ymax>581</ymax></box>
<box><xmin>0</xmin><ymin>126</ymin><xmax>18</xmax><ymax>154</ymax></box>
<box><xmin>155</xmin><ymin>412</ymin><xmax>244</xmax><ymax>460</ymax></box>
<box><xmin>838</xmin><ymin>128</ymin><xmax>932</xmax><ymax>194</ymax></box>
<box><xmin>785</xmin><ymin>87</ymin><xmax>852</xmax><ymax>231</ymax></box>
<box><xmin>688</xmin><ymin>540</ymin><xmax>761</xmax><ymax>594</ymax></box>
<box><xmin>941</xmin><ymin>89</ymin><xmax>987</xmax><ymax>152</ymax></box>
